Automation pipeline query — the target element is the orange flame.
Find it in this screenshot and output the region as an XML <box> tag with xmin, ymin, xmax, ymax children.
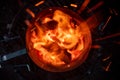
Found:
<box><xmin>26</xmin><ymin>8</ymin><xmax>91</xmax><ymax>72</ymax></box>
<box><xmin>30</xmin><ymin>10</ymin><xmax>85</xmax><ymax>64</ymax></box>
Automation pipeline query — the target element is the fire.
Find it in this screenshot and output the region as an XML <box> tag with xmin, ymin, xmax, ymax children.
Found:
<box><xmin>31</xmin><ymin>10</ymin><xmax>84</xmax><ymax>63</ymax></box>
<box><xmin>26</xmin><ymin>8</ymin><xmax>91</xmax><ymax>72</ymax></box>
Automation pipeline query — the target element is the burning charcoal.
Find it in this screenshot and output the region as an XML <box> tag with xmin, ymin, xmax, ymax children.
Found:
<box><xmin>44</xmin><ymin>20</ymin><xmax>58</xmax><ymax>30</ymax></box>
<box><xmin>59</xmin><ymin>50</ymin><xmax>71</xmax><ymax>64</ymax></box>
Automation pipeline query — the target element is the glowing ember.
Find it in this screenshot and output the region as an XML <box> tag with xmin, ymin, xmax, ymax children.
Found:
<box><xmin>26</xmin><ymin>7</ymin><xmax>91</xmax><ymax>72</ymax></box>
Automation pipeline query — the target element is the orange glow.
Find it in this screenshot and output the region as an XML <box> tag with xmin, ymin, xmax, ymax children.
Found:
<box><xmin>35</xmin><ymin>0</ymin><xmax>45</xmax><ymax>7</ymax></box>
<box><xmin>70</xmin><ymin>4</ymin><xmax>78</xmax><ymax>8</ymax></box>
<box><xmin>91</xmin><ymin>45</ymin><xmax>101</xmax><ymax>49</ymax></box>
<box><xmin>31</xmin><ymin>10</ymin><xmax>84</xmax><ymax>62</ymax></box>
<box><xmin>103</xmin><ymin>62</ymin><xmax>112</xmax><ymax>72</ymax></box>
<box><xmin>26</xmin><ymin>8</ymin><xmax>91</xmax><ymax>72</ymax></box>
<box><xmin>95</xmin><ymin>32</ymin><xmax>120</xmax><ymax>41</ymax></box>
<box><xmin>102</xmin><ymin>56</ymin><xmax>111</xmax><ymax>62</ymax></box>
<box><xmin>77</xmin><ymin>0</ymin><xmax>90</xmax><ymax>13</ymax></box>
<box><xmin>26</xmin><ymin>8</ymin><xmax>35</xmax><ymax>18</ymax></box>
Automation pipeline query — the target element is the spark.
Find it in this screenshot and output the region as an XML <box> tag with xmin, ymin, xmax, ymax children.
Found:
<box><xmin>95</xmin><ymin>32</ymin><xmax>120</xmax><ymax>41</ymax></box>
<box><xmin>64</xmin><ymin>6</ymin><xmax>68</xmax><ymax>8</ymax></box>
<box><xmin>101</xmin><ymin>16</ymin><xmax>112</xmax><ymax>31</ymax></box>
<box><xmin>70</xmin><ymin>4</ymin><xmax>77</xmax><ymax>8</ymax></box>
<box><xmin>102</xmin><ymin>55</ymin><xmax>111</xmax><ymax>61</ymax></box>
<box><xmin>109</xmin><ymin>8</ymin><xmax>119</xmax><ymax>16</ymax></box>
<box><xmin>35</xmin><ymin>0</ymin><xmax>45</xmax><ymax>6</ymax></box>
<box><xmin>112</xmin><ymin>9</ymin><xmax>119</xmax><ymax>15</ymax></box>
<box><xmin>77</xmin><ymin>0</ymin><xmax>90</xmax><ymax>14</ymax></box>
<box><xmin>26</xmin><ymin>8</ymin><xmax>35</xmax><ymax>18</ymax></box>
<box><xmin>105</xmin><ymin>62</ymin><xmax>112</xmax><ymax>71</ymax></box>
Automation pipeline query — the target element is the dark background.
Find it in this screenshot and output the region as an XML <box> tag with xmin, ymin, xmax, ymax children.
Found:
<box><xmin>0</xmin><ymin>0</ymin><xmax>120</xmax><ymax>80</ymax></box>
